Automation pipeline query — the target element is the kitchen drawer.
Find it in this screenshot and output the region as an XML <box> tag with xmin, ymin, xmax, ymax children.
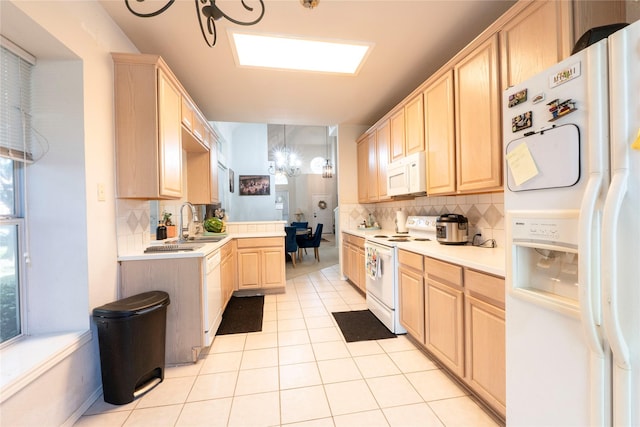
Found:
<box><xmin>465</xmin><ymin>269</ymin><xmax>505</xmax><ymax>308</ymax></box>
<box><xmin>220</xmin><ymin>240</ymin><xmax>233</xmax><ymax>258</ymax></box>
<box><xmin>399</xmin><ymin>250</ymin><xmax>423</xmax><ymax>272</ymax></box>
<box><xmin>349</xmin><ymin>235</ymin><xmax>365</xmax><ymax>247</ymax></box>
<box><xmin>236</xmin><ymin>237</ymin><xmax>283</xmax><ymax>249</ymax></box>
<box><xmin>425</xmin><ymin>256</ymin><xmax>463</xmax><ymax>288</ymax></box>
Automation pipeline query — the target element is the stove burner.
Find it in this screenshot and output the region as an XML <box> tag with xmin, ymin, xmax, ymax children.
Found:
<box><xmin>388</xmin><ymin>238</ymin><xmax>410</xmax><ymax>242</ymax></box>
<box><xmin>413</xmin><ymin>238</ymin><xmax>431</xmax><ymax>241</ymax></box>
<box><xmin>392</xmin><ymin>235</ymin><xmax>409</xmax><ymax>238</ymax></box>
<box><xmin>373</xmin><ymin>235</ymin><xmax>389</xmax><ymax>238</ymax></box>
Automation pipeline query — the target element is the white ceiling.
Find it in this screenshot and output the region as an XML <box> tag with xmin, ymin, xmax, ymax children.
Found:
<box><xmin>99</xmin><ymin>0</ymin><xmax>517</xmax><ymax>127</ymax></box>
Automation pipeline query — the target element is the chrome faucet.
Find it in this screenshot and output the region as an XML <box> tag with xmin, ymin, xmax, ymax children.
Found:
<box><xmin>179</xmin><ymin>202</ymin><xmax>198</xmax><ymax>242</ymax></box>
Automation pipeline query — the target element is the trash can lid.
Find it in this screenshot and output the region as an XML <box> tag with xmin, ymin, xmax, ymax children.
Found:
<box><xmin>92</xmin><ymin>291</ymin><xmax>170</xmax><ymax>319</ymax></box>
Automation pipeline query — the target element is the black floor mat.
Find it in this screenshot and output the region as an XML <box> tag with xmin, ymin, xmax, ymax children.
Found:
<box><xmin>216</xmin><ymin>296</ymin><xmax>264</xmax><ymax>335</ymax></box>
<box><xmin>332</xmin><ymin>310</ymin><xmax>397</xmax><ymax>343</ymax></box>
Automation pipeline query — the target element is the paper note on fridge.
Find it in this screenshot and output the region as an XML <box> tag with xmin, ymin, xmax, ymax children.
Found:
<box><xmin>506</xmin><ymin>143</ymin><xmax>539</xmax><ymax>186</ymax></box>
<box><xmin>505</xmin><ymin>124</ymin><xmax>581</xmax><ymax>192</ymax></box>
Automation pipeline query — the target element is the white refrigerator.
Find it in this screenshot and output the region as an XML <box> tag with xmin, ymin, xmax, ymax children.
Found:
<box><xmin>502</xmin><ymin>20</ymin><xmax>639</xmax><ymax>426</ymax></box>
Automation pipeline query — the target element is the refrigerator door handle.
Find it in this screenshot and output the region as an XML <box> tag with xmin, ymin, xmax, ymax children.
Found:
<box><xmin>578</xmin><ymin>174</ymin><xmax>606</xmax><ymax>357</ymax></box>
<box><xmin>602</xmin><ymin>170</ymin><xmax>631</xmax><ymax>370</ymax></box>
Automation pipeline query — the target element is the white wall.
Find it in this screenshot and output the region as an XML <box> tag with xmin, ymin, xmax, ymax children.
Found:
<box><xmin>0</xmin><ymin>1</ymin><xmax>137</xmax><ymax>425</ymax></box>
<box><xmin>336</xmin><ymin>124</ymin><xmax>368</xmax><ymax>205</ymax></box>
<box><xmin>228</xmin><ymin>123</ymin><xmax>279</xmax><ymax>221</ymax></box>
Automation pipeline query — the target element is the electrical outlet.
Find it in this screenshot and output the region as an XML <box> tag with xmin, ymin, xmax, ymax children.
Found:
<box><xmin>97</xmin><ymin>183</ymin><xmax>106</xmax><ymax>201</ymax></box>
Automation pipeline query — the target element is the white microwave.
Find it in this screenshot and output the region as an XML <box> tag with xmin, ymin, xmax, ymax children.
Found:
<box><xmin>386</xmin><ymin>151</ymin><xmax>426</xmax><ymax>197</ymax></box>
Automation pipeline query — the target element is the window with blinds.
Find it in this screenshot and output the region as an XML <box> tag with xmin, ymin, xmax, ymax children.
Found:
<box><xmin>1</xmin><ymin>39</ymin><xmax>34</xmax><ymax>163</ymax></box>
<box><xmin>0</xmin><ymin>38</ymin><xmax>32</xmax><ymax>345</ymax></box>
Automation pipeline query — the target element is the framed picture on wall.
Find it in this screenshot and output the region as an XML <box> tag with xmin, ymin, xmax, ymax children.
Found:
<box><xmin>239</xmin><ymin>175</ymin><xmax>271</xmax><ymax>196</ymax></box>
<box><xmin>229</xmin><ymin>169</ymin><xmax>235</xmax><ymax>193</ymax></box>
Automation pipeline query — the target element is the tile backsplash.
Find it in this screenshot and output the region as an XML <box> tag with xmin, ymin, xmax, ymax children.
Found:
<box><xmin>339</xmin><ymin>192</ymin><xmax>504</xmax><ymax>247</ymax></box>
<box><xmin>116</xmin><ymin>199</ymin><xmax>201</xmax><ymax>254</ymax></box>
<box><xmin>116</xmin><ymin>199</ymin><xmax>151</xmax><ymax>254</ymax></box>
<box><xmin>115</xmin><ymin>199</ymin><xmax>286</xmax><ymax>254</ymax></box>
<box><xmin>117</xmin><ymin>192</ymin><xmax>505</xmax><ymax>254</ymax></box>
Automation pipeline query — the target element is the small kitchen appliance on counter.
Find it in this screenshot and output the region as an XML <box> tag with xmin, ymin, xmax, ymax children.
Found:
<box><xmin>436</xmin><ymin>214</ymin><xmax>469</xmax><ymax>245</ymax></box>
<box><xmin>395</xmin><ymin>210</ymin><xmax>408</xmax><ymax>233</ymax></box>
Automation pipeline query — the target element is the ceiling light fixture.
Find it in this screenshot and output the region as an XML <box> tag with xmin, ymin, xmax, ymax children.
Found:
<box><xmin>322</xmin><ymin>127</ymin><xmax>333</xmax><ymax>178</ymax></box>
<box><xmin>269</xmin><ymin>125</ymin><xmax>301</xmax><ymax>178</ymax></box>
<box><xmin>124</xmin><ymin>0</ymin><xmax>265</xmax><ymax>47</ymax></box>
<box><xmin>231</xmin><ymin>31</ymin><xmax>372</xmax><ymax>74</ymax></box>
<box><xmin>300</xmin><ymin>0</ymin><xmax>319</xmax><ymax>9</ymax></box>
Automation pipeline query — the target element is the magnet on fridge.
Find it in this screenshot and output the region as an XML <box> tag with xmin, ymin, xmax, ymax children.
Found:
<box><xmin>547</xmin><ymin>99</ymin><xmax>577</xmax><ymax>121</ymax></box>
<box><xmin>508</xmin><ymin>89</ymin><xmax>528</xmax><ymax>108</ymax></box>
<box><xmin>512</xmin><ymin>111</ymin><xmax>532</xmax><ymax>132</ymax></box>
<box><xmin>532</xmin><ymin>93</ymin><xmax>545</xmax><ymax>104</ymax></box>
<box><xmin>632</xmin><ymin>128</ymin><xmax>640</xmax><ymax>150</ymax></box>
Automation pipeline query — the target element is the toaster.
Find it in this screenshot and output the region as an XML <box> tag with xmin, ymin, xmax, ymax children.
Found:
<box><xmin>436</xmin><ymin>214</ymin><xmax>469</xmax><ymax>245</ymax></box>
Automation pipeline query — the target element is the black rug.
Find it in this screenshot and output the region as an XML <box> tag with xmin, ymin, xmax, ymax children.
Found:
<box><xmin>332</xmin><ymin>310</ymin><xmax>397</xmax><ymax>343</ymax></box>
<box><xmin>216</xmin><ymin>296</ymin><xmax>264</xmax><ymax>335</ymax></box>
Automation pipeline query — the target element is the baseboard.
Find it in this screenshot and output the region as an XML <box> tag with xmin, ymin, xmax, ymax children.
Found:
<box><xmin>61</xmin><ymin>386</ymin><xmax>103</xmax><ymax>427</ymax></box>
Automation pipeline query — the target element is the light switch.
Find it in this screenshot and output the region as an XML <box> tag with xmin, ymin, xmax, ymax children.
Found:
<box><xmin>97</xmin><ymin>183</ymin><xmax>106</xmax><ymax>201</ymax></box>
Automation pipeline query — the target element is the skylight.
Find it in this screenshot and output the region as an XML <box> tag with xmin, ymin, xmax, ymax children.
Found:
<box><xmin>230</xmin><ymin>31</ymin><xmax>372</xmax><ymax>75</ymax></box>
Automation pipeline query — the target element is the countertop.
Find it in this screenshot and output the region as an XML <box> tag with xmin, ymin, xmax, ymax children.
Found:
<box><xmin>117</xmin><ymin>231</ymin><xmax>285</xmax><ymax>262</ymax></box>
<box><xmin>343</xmin><ymin>228</ymin><xmax>505</xmax><ymax>277</ymax></box>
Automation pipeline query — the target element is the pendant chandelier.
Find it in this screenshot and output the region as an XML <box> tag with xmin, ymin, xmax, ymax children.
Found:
<box><xmin>269</xmin><ymin>125</ymin><xmax>301</xmax><ymax>178</ymax></box>
<box><xmin>124</xmin><ymin>0</ymin><xmax>265</xmax><ymax>47</ymax></box>
<box><xmin>322</xmin><ymin>127</ymin><xmax>334</xmax><ymax>178</ymax></box>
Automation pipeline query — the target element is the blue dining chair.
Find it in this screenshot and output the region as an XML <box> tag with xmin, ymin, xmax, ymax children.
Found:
<box><xmin>284</xmin><ymin>226</ymin><xmax>299</xmax><ymax>267</ymax></box>
<box><xmin>297</xmin><ymin>223</ymin><xmax>323</xmax><ymax>262</ymax></box>
<box><xmin>291</xmin><ymin>221</ymin><xmax>308</xmax><ymax>230</ymax></box>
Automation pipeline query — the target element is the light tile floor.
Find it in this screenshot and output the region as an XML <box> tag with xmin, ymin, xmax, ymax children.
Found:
<box><xmin>76</xmin><ymin>265</ymin><xmax>500</xmax><ymax>427</ymax></box>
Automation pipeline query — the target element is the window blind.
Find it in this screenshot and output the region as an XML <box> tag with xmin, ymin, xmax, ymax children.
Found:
<box><xmin>0</xmin><ymin>38</ymin><xmax>34</xmax><ymax>163</ymax></box>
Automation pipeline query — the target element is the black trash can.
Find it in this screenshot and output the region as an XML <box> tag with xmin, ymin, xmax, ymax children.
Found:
<box><xmin>93</xmin><ymin>291</ymin><xmax>170</xmax><ymax>405</ymax></box>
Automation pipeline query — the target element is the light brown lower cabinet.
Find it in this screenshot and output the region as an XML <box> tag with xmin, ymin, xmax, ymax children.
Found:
<box><xmin>220</xmin><ymin>240</ymin><xmax>236</xmax><ymax>305</ymax></box>
<box><xmin>397</xmin><ymin>251</ymin><xmax>506</xmax><ymax>419</ymax></box>
<box><xmin>398</xmin><ymin>250</ymin><xmax>425</xmax><ymax>343</ymax></box>
<box><xmin>424</xmin><ymin>257</ymin><xmax>465</xmax><ymax>377</ymax></box>
<box><xmin>464</xmin><ymin>269</ymin><xmax>506</xmax><ymax>417</ymax></box>
<box><xmin>342</xmin><ymin>233</ymin><xmax>365</xmax><ymax>292</ymax></box>
<box><xmin>236</xmin><ymin>237</ymin><xmax>285</xmax><ymax>291</ymax></box>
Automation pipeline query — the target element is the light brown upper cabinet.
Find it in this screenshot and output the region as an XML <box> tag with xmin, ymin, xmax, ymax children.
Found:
<box><xmin>186</xmin><ymin>129</ymin><xmax>219</xmax><ymax>205</ymax></box>
<box><xmin>500</xmin><ymin>1</ymin><xmax>571</xmax><ymax>91</ymax></box>
<box><xmin>500</xmin><ymin>0</ymin><xmax>625</xmax><ymax>91</ymax></box>
<box><xmin>376</xmin><ymin>119</ymin><xmax>391</xmax><ymax>200</ymax></box>
<box><xmin>113</xmin><ymin>53</ymin><xmax>183</xmax><ymax>199</ymax></box>
<box><xmin>358</xmin><ymin>125</ymin><xmax>389</xmax><ymax>203</ymax></box>
<box><xmin>423</xmin><ymin>70</ymin><xmax>456</xmax><ymax>195</ymax></box>
<box><xmin>404</xmin><ymin>94</ymin><xmax>425</xmax><ymax>155</ymax></box>
<box><xmin>181</xmin><ymin>97</ymin><xmax>195</xmax><ymax>133</ymax></box>
<box><xmin>208</xmin><ymin>130</ymin><xmax>219</xmax><ymax>203</ymax></box>
<box><xmin>389</xmin><ymin>95</ymin><xmax>424</xmax><ymax>163</ymax></box>
<box><xmin>367</xmin><ymin>132</ymin><xmax>379</xmax><ymax>202</ymax></box>
<box><xmin>390</xmin><ymin>109</ymin><xmax>406</xmax><ymax>162</ymax></box>
<box><xmin>454</xmin><ymin>34</ymin><xmax>502</xmax><ymax>193</ymax></box>
<box><xmin>357</xmin><ymin>134</ymin><xmax>369</xmax><ymax>203</ymax></box>
<box><xmin>355</xmin><ymin>0</ymin><xmax>626</xmax><ymax>200</ymax></box>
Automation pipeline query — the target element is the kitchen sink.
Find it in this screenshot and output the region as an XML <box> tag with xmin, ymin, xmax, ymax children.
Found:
<box><xmin>186</xmin><ymin>235</ymin><xmax>226</xmax><ymax>243</ymax></box>
<box><xmin>144</xmin><ymin>242</ymin><xmax>204</xmax><ymax>253</ymax></box>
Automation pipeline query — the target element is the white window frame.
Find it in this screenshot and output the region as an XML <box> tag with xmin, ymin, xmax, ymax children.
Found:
<box><xmin>1</xmin><ymin>38</ymin><xmax>33</xmax><ymax>347</ymax></box>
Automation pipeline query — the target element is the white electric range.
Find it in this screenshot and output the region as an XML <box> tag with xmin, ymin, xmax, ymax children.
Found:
<box><xmin>364</xmin><ymin>216</ymin><xmax>438</xmax><ymax>334</ymax></box>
